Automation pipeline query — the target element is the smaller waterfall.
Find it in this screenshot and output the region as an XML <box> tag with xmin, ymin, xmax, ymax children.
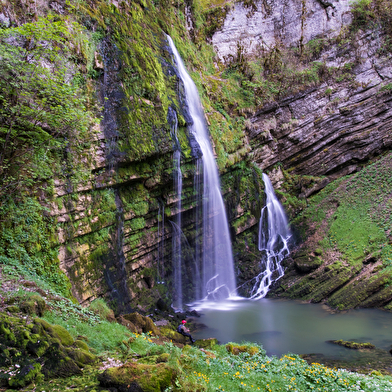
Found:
<box><xmin>251</xmin><ymin>174</ymin><xmax>291</xmax><ymax>299</ymax></box>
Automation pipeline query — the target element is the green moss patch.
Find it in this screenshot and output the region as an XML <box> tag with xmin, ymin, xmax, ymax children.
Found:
<box><xmin>330</xmin><ymin>340</ymin><xmax>376</xmax><ymax>350</ymax></box>
<box><xmin>98</xmin><ymin>362</ymin><xmax>177</xmax><ymax>392</ymax></box>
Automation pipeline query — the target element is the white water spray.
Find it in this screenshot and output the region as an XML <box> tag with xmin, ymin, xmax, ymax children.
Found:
<box><xmin>251</xmin><ymin>173</ymin><xmax>291</xmax><ymax>299</ymax></box>
<box><xmin>167</xmin><ymin>36</ymin><xmax>237</xmax><ymax>301</ymax></box>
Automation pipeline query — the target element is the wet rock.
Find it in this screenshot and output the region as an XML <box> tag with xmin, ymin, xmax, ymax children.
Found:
<box><xmin>156</xmin><ymin>298</ymin><xmax>169</xmax><ymax>312</ymax></box>
<box><xmin>328</xmin><ymin>339</ymin><xmax>375</xmax><ymax>349</ymax></box>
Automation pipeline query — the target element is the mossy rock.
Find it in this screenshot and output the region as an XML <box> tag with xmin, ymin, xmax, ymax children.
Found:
<box><xmin>117</xmin><ymin>315</ymin><xmax>138</xmax><ymax>333</ymax></box>
<box><xmin>294</xmin><ymin>255</ymin><xmax>323</xmax><ymax>273</ymax></box>
<box><xmin>88</xmin><ymin>299</ymin><xmax>116</xmax><ymax>322</ymax></box>
<box><xmin>26</xmin><ymin>338</ymin><xmax>50</xmax><ymax>357</ymax></box>
<box><xmin>0</xmin><ymin>313</ymin><xmax>87</xmax><ymax>380</ymax></box>
<box><xmin>8</xmin><ymin>362</ymin><xmax>43</xmax><ymax>388</ymax></box>
<box><xmin>75</xmin><ymin>339</ymin><xmax>89</xmax><ymax>351</ymax></box>
<box><xmin>137</xmin><ymin>355</ymin><xmax>160</xmax><ymax>365</ymax></box>
<box><xmin>5</xmin><ymin>305</ymin><xmax>20</xmax><ymax>313</ymax></box>
<box><xmin>159</xmin><ymin>326</ymin><xmax>176</xmax><ymax>339</ymax></box>
<box><xmin>52</xmin><ymin>324</ymin><xmax>74</xmax><ymax>346</ymax></box>
<box><xmin>329</xmin><ymin>340</ymin><xmax>376</xmax><ymax>350</ymax></box>
<box><xmin>194</xmin><ymin>338</ymin><xmax>218</xmax><ymax>349</ymax></box>
<box><xmin>20</xmin><ymin>295</ymin><xmax>46</xmax><ymax>316</ymax></box>
<box><xmin>157</xmin><ymin>353</ymin><xmax>169</xmax><ymax>363</ymax></box>
<box><xmin>226</xmin><ymin>343</ymin><xmax>259</xmax><ymax>356</ymax></box>
<box><xmin>98</xmin><ymin>362</ymin><xmax>177</xmax><ymax>392</ymax></box>
<box><xmin>122</xmin><ymin>312</ymin><xmax>159</xmax><ymax>336</ymax></box>
<box><xmin>137</xmin><ymin>353</ymin><xmax>169</xmax><ymax>365</ymax></box>
<box><xmin>33</xmin><ymin>317</ymin><xmax>53</xmax><ymax>334</ymax></box>
<box><xmin>67</xmin><ymin>347</ymin><xmax>97</xmax><ymax>367</ymax></box>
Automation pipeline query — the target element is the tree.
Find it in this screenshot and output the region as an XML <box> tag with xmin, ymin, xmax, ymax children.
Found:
<box><xmin>0</xmin><ymin>16</ymin><xmax>90</xmax><ymax>199</ymax></box>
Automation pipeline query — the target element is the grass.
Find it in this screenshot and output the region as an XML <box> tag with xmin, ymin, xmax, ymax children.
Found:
<box><xmin>2</xmin><ymin>281</ymin><xmax>392</xmax><ymax>391</ymax></box>
<box><xmin>290</xmin><ymin>152</ymin><xmax>392</xmax><ymax>272</ymax></box>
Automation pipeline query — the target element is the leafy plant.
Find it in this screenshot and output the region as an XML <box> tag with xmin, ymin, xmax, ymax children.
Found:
<box><xmin>0</xmin><ymin>16</ymin><xmax>90</xmax><ymax>198</ymax></box>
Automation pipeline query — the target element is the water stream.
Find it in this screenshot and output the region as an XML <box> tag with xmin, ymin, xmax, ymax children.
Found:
<box><xmin>167</xmin><ymin>36</ymin><xmax>237</xmax><ymax>303</ymax></box>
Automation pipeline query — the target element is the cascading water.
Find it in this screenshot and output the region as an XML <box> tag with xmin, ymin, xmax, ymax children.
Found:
<box><xmin>167</xmin><ymin>35</ymin><xmax>237</xmax><ymax>302</ymax></box>
<box><xmin>168</xmin><ymin>106</ymin><xmax>183</xmax><ymax>310</ymax></box>
<box><xmin>157</xmin><ymin>200</ymin><xmax>165</xmax><ymax>284</ymax></box>
<box><xmin>250</xmin><ymin>173</ymin><xmax>291</xmax><ymax>299</ymax></box>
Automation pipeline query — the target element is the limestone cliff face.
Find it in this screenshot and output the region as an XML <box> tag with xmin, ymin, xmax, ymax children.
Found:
<box><xmin>212</xmin><ymin>0</ymin><xmax>352</xmax><ymax>61</ymax></box>
<box><xmin>210</xmin><ymin>0</ymin><xmax>392</xmax><ymax>308</ymax></box>
<box><xmin>3</xmin><ymin>0</ymin><xmax>392</xmax><ymax>312</ymax></box>
<box><xmin>248</xmin><ymin>34</ymin><xmax>392</xmax><ymax>180</ymax></box>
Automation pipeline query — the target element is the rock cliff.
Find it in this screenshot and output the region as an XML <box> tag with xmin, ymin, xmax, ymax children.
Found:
<box><xmin>1</xmin><ymin>0</ymin><xmax>392</xmax><ymax>312</ymax></box>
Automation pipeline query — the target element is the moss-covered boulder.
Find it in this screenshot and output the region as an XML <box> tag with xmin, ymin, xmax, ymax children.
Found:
<box><xmin>19</xmin><ymin>294</ymin><xmax>46</xmax><ymax>316</ymax></box>
<box><xmin>293</xmin><ymin>252</ymin><xmax>323</xmax><ymax>273</ymax></box>
<box><xmin>98</xmin><ymin>362</ymin><xmax>177</xmax><ymax>392</ymax></box>
<box><xmin>122</xmin><ymin>312</ymin><xmax>160</xmax><ymax>336</ymax></box>
<box><xmin>194</xmin><ymin>338</ymin><xmax>218</xmax><ymax>349</ymax></box>
<box><xmin>0</xmin><ymin>312</ymin><xmax>97</xmax><ymax>387</ymax></box>
<box><xmin>226</xmin><ymin>343</ymin><xmax>259</xmax><ymax>356</ymax></box>
<box><xmin>329</xmin><ymin>340</ymin><xmax>376</xmax><ymax>350</ymax></box>
<box><xmin>117</xmin><ymin>315</ymin><xmax>138</xmax><ymax>333</ymax></box>
<box><xmin>8</xmin><ymin>362</ymin><xmax>43</xmax><ymax>388</ymax></box>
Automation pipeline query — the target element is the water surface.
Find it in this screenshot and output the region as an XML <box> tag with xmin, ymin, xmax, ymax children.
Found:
<box><xmin>192</xmin><ymin>298</ymin><xmax>392</xmax><ymax>362</ymax></box>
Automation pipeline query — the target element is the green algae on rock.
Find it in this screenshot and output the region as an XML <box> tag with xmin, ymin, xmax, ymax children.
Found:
<box><xmin>329</xmin><ymin>340</ymin><xmax>376</xmax><ymax>350</ymax></box>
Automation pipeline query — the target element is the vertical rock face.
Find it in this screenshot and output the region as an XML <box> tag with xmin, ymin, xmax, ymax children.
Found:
<box><xmin>3</xmin><ymin>0</ymin><xmax>392</xmax><ymax>312</ymax></box>
<box><xmin>212</xmin><ymin>0</ymin><xmax>352</xmax><ymax>61</ymax></box>
<box><xmin>247</xmin><ymin>32</ymin><xmax>392</xmax><ymax>180</ymax></box>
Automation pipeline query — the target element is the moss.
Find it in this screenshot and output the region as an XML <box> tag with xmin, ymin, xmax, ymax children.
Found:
<box><xmin>294</xmin><ymin>255</ymin><xmax>323</xmax><ymax>273</ymax></box>
<box><xmin>122</xmin><ymin>313</ymin><xmax>160</xmax><ymax>336</ymax></box>
<box><xmin>20</xmin><ymin>294</ymin><xmax>46</xmax><ymax>316</ymax></box>
<box><xmin>226</xmin><ymin>343</ymin><xmax>259</xmax><ymax>356</ymax></box>
<box><xmin>88</xmin><ymin>298</ymin><xmax>116</xmax><ymax>322</ymax></box>
<box><xmin>67</xmin><ymin>347</ymin><xmax>97</xmax><ymax>367</ymax></box>
<box><xmin>98</xmin><ymin>362</ymin><xmax>177</xmax><ymax>392</ymax></box>
<box><xmin>5</xmin><ymin>305</ymin><xmax>20</xmax><ymax>313</ymax></box>
<box><xmin>75</xmin><ymin>339</ymin><xmax>90</xmax><ymax>351</ymax></box>
<box><xmin>52</xmin><ymin>325</ymin><xmax>74</xmax><ymax>346</ymax></box>
<box><xmin>195</xmin><ymin>338</ymin><xmax>218</xmax><ymax>349</ymax></box>
<box><xmin>330</xmin><ymin>340</ymin><xmax>375</xmax><ymax>350</ymax></box>
<box><xmin>8</xmin><ymin>362</ymin><xmax>43</xmax><ymax>388</ymax></box>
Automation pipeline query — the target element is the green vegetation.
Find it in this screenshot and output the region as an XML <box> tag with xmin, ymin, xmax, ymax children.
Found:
<box><xmin>0</xmin><ymin>16</ymin><xmax>91</xmax><ymax>198</ymax></box>
<box><xmin>2</xmin><ymin>283</ymin><xmax>392</xmax><ymax>391</ymax></box>
<box><xmin>330</xmin><ymin>340</ymin><xmax>376</xmax><ymax>350</ymax></box>
<box><xmin>280</xmin><ymin>153</ymin><xmax>392</xmax><ymax>309</ymax></box>
<box><xmin>294</xmin><ymin>153</ymin><xmax>392</xmax><ymax>267</ymax></box>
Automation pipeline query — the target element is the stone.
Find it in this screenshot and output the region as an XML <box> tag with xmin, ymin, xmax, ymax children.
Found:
<box><xmin>212</xmin><ymin>0</ymin><xmax>351</xmax><ymax>61</ymax></box>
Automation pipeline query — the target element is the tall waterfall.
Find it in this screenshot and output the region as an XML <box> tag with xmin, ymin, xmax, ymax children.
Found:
<box><xmin>168</xmin><ymin>106</ymin><xmax>183</xmax><ymax>310</ymax></box>
<box><xmin>251</xmin><ymin>173</ymin><xmax>291</xmax><ymax>299</ymax></box>
<box><xmin>167</xmin><ymin>36</ymin><xmax>237</xmax><ymax>302</ymax></box>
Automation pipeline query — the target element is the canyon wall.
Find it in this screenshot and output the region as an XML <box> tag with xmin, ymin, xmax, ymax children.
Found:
<box><xmin>1</xmin><ymin>0</ymin><xmax>392</xmax><ymax>312</ymax></box>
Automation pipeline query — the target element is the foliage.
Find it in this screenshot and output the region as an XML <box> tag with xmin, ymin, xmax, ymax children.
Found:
<box><xmin>0</xmin><ymin>197</ymin><xmax>72</xmax><ymax>297</ymax></box>
<box><xmin>0</xmin><ymin>16</ymin><xmax>90</xmax><ymax>198</ymax></box>
<box><xmin>293</xmin><ymin>152</ymin><xmax>392</xmax><ymax>268</ymax></box>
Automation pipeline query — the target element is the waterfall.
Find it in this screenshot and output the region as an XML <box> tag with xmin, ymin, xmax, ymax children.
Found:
<box><xmin>167</xmin><ymin>35</ymin><xmax>237</xmax><ymax>302</ymax></box>
<box><xmin>251</xmin><ymin>173</ymin><xmax>291</xmax><ymax>299</ymax></box>
<box><xmin>169</xmin><ymin>107</ymin><xmax>184</xmax><ymax>310</ymax></box>
<box><xmin>157</xmin><ymin>200</ymin><xmax>165</xmax><ymax>284</ymax></box>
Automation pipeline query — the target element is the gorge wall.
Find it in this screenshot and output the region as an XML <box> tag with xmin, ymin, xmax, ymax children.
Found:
<box><xmin>1</xmin><ymin>0</ymin><xmax>392</xmax><ymax>312</ymax></box>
